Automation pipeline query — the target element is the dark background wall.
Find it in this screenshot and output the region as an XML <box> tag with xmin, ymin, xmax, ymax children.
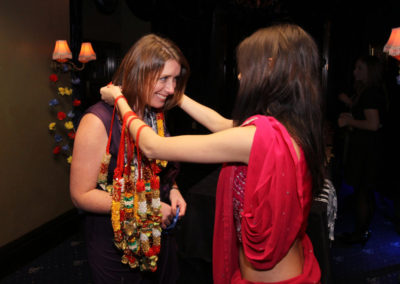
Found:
<box><xmin>79</xmin><ymin>0</ymin><xmax>400</xmax><ymax>132</ymax></box>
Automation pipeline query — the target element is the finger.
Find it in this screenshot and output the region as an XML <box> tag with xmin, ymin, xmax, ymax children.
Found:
<box><xmin>179</xmin><ymin>203</ymin><xmax>187</xmax><ymax>217</ymax></box>
<box><xmin>171</xmin><ymin>200</ymin><xmax>177</xmax><ymax>215</ymax></box>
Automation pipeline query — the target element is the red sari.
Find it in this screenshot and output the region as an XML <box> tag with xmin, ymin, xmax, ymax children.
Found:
<box><xmin>213</xmin><ymin>115</ymin><xmax>320</xmax><ymax>284</ymax></box>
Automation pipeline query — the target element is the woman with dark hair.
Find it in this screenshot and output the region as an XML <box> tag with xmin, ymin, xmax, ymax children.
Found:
<box><xmin>337</xmin><ymin>55</ymin><xmax>386</xmax><ymax>244</ymax></box>
<box><xmin>102</xmin><ymin>23</ymin><xmax>325</xmax><ymax>283</ymax></box>
<box><xmin>70</xmin><ymin>34</ymin><xmax>189</xmax><ymax>283</ymax></box>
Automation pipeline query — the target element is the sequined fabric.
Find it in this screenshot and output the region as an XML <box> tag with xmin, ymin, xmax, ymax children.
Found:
<box><xmin>232</xmin><ymin>165</ymin><xmax>247</xmax><ymax>243</ymax></box>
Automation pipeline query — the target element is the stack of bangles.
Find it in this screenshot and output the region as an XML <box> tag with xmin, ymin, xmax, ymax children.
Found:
<box><xmin>115</xmin><ymin>95</ymin><xmax>151</xmax><ymax>143</ymax></box>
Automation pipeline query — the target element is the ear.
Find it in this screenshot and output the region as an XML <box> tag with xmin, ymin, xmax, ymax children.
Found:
<box><xmin>267</xmin><ymin>57</ymin><xmax>274</xmax><ymax>68</ymax></box>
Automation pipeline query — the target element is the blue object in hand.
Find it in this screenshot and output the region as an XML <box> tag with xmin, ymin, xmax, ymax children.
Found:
<box><xmin>165</xmin><ymin>206</ymin><xmax>180</xmax><ymax>231</ymax></box>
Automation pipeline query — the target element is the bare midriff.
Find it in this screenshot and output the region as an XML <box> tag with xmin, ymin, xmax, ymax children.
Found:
<box><xmin>239</xmin><ymin>238</ymin><xmax>304</xmax><ymax>282</ymax></box>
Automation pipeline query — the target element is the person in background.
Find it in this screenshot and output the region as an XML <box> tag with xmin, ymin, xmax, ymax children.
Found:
<box><xmin>337</xmin><ymin>55</ymin><xmax>386</xmax><ymax>245</ymax></box>
<box><xmin>101</xmin><ymin>23</ymin><xmax>325</xmax><ymax>283</ymax></box>
<box><xmin>70</xmin><ymin>34</ymin><xmax>188</xmax><ymax>284</ymax></box>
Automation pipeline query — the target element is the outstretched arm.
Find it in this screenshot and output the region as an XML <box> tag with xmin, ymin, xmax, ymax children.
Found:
<box><xmin>179</xmin><ymin>94</ymin><xmax>233</xmax><ymax>132</ymax></box>
<box><xmin>100</xmin><ymin>85</ymin><xmax>254</xmax><ymax>165</ymax></box>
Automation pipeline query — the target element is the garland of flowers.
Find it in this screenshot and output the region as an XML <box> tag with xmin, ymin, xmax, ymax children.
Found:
<box><xmin>48</xmin><ymin>73</ymin><xmax>81</xmax><ymax>164</ymax></box>
<box><xmin>98</xmin><ymin>106</ymin><xmax>167</xmax><ymax>271</ymax></box>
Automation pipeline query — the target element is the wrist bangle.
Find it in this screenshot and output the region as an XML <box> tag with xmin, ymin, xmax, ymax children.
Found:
<box><xmin>127</xmin><ymin>115</ymin><xmax>140</xmax><ymax>129</ymax></box>
<box><xmin>123</xmin><ymin>111</ymin><xmax>136</xmax><ymax>123</ymax></box>
<box><xmin>115</xmin><ymin>95</ymin><xmax>126</xmax><ymax>105</ymax></box>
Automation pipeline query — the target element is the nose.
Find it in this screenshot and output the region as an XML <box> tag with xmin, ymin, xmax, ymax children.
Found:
<box><xmin>165</xmin><ymin>79</ymin><xmax>176</xmax><ymax>95</ymax></box>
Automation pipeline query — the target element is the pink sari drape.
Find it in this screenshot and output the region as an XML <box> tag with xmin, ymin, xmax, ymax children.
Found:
<box><xmin>213</xmin><ymin>115</ymin><xmax>320</xmax><ymax>284</ymax></box>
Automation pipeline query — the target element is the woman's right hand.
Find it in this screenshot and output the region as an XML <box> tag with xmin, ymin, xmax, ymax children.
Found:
<box><xmin>160</xmin><ymin>202</ymin><xmax>174</xmax><ymax>229</ymax></box>
<box><xmin>338</xmin><ymin>112</ymin><xmax>353</xmax><ymax>127</ymax></box>
<box><xmin>100</xmin><ymin>84</ymin><xmax>122</xmax><ymax>106</ymax></box>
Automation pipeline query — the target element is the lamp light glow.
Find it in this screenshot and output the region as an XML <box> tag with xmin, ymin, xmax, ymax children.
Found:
<box><xmin>52</xmin><ymin>40</ymin><xmax>72</xmax><ymax>63</ymax></box>
<box><xmin>383</xmin><ymin>27</ymin><xmax>400</xmax><ymax>61</ymax></box>
<box><xmin>78</xmin><ymin>42</ymin><xmax>97</xmax><ymax>63</ymax></box>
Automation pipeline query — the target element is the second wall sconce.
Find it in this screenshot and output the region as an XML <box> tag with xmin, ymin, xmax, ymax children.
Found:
<box><xmin>52</xmin><ymin>40</ymin><xmax>96</xmax><ymax>71</ymax></box>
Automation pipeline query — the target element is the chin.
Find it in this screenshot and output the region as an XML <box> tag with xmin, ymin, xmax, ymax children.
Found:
<box><xmin>150</xmin><ymin>100</ymin><xmax>167</xmax><ymax>109</ymax></box>
<box><xmin>150</xmin><ymin>103</ymin><xmax>165</xmax><ymax>110</ymax></box>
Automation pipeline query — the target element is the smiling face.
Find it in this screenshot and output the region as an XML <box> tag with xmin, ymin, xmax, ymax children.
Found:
<box><xmin>149</xmin><ymin>59</ymin><xmax>181</xmax><ymax>109</ymax></box>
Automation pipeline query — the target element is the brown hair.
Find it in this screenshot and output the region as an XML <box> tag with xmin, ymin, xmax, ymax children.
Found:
<box><xmin>232</xmin><ymin>23</ymin><xmax>326</xmax><ymax>196</ymax></box>
<box><xmin>112</xmin><ymin>34</ymin><xmax>190</xmax><ymax>115</ymax></box>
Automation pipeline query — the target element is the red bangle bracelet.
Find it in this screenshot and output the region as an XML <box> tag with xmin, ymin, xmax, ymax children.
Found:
<box><xmin>136</xmin><ymin>124</ymin><xmax>151</xmax><ymax>144</ymax></box>
<box><xmin>127</xmin><ymin>116</ymin><xmax>140</xmax><ymax>129</ymax></box>
<box><xmin>123</xmin><ymin>111</ymin><xmax>136</xmax><ymax>123</ymax></box>
<box><xmin>115</xmin><ymin>95</ymin><xmax>126</xmax><ymax>105</ymax></box>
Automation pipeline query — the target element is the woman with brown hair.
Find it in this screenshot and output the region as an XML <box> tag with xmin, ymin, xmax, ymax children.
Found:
<box><xmin>102</xmin><ymin>23</ymin><xmax>325</xmax><ymax>283</ymax></box>
<box><xmin>70</xmin><ymin>34</ymin><xmax>189</xmax><ymax>283</ymax></box>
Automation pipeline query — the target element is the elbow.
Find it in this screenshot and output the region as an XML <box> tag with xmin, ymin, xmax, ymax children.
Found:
<box><xmin>368</xmin><ymin>120</ymin><xmax>380</xmax><ymax>131</ymax></box>
<box><xmin>70</xmin><ymin>193</ymin><xmax>81</xmax><ymax>209</ymax></box>
<box><xmin>370</xmin><ymin>124</ymin><xmax>380</xmax><ymax>131</ymax></box>
<box><xmin>69</xmin><ymin>188</ymin><xmax>84</xmax><ymax>210</ymax></box>
<box><xmin>139</xmin><ymin>138</ymin><xmax>159</xmax><ymax>160</ymax></box>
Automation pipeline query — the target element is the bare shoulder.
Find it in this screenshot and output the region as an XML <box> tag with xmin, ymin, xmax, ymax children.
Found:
<box><xmin>76</xmin><ymin>113</ymin><xmax>107</xmax><ymax>138</ymax></box>
<box><xmin>73</xmin><ymin>113</ymin><xmax>108</xmax><ymax>153</ymax></box>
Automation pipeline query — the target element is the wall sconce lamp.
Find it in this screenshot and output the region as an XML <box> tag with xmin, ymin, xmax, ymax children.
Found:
<box><xmin>383</xmin><ymin>27</ymin><xmax>400</xmax><ymax>61</ymax></box>
<box><xmin>52</xmin><ymin>40</ymin><xmax>96</xmax><ymax>71</ymax></box>
<box><xmin>383</xmin><ymin>27</ymin><xmax>400</xmax><ymax>84</ymax></box>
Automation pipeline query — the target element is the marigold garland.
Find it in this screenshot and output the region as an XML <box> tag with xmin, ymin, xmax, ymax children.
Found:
<box><xmin>97</xmin><ymin>109</ymin><xmax>167</xmax><ymax>271</ymax></box>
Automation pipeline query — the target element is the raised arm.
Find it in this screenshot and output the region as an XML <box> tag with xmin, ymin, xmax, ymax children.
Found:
<box><xmin>179</xmin><ymin>94</ymin><xmax>233</xmax><ymax>132</ymax></box>
<box><xmin>100</xmin><ymin>86</ymin><xmax>254</xmax><ymax>165</ymax></box>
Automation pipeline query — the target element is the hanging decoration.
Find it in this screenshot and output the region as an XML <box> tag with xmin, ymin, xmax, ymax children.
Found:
<box><xmin>97</xmin><ymin>105</ymin><xmax>168</xmax><ymax>271</ymax></box>
<box><xmin>47</xmin><ymin>71</ymin><xmax>81</xmax><ymax>164</ymax></box>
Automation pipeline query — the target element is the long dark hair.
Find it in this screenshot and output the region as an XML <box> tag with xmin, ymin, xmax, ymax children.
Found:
<box><xmin>113</xmin><ymin>34</ymin><xmax>190</xmax><ymax>115</ymax></box>
<box><xmin>232</xmin><ymin>23</ymin><xmax>326</xmax><ymax>196</ymax></box>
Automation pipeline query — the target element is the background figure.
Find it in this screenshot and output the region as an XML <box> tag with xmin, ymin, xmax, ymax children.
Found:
<box><xmin>101</xmin><ymin>23</ymin><xmax>325</xmax><ymax>283</ymax></box>
<box><xmin>70</xmin><ymin>34</ymin><xmax>188</xmax><ymax>284</ymax></box>
<box><xmin>337</xmin><ymin>55</ymin><xmax>386</xmax><ymax>245</ymax></box>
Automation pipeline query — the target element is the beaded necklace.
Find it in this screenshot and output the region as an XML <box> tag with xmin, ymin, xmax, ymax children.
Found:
<box><xmin>97</xmin><ymin>105</ymin><xmax>167</xmax><ymax>272</ymax></box>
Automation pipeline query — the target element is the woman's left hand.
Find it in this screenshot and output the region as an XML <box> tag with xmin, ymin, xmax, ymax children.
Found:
<box><xmin>338</xmin><ymin>112</ymin><xmax>353</xmax><ymax>127</ymax></box>
<box><xmin>100</xmin><ymin>84</ymin><xmax>122</xmax><ymax>106</ymax></box>
<box><xmin>170</xmin><ymin>188</ymin><xmax>187</xmax><ymax>218</ymax></box>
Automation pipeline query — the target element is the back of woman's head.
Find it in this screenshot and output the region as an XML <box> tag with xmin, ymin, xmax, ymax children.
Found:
<box><xmin>233</xmin><ymin>23</ymin><xmax>326</xmax><ymax>196</ymax></box>
<box><xmin>113</xmin><ymin>34</ymin><xmax>190</xmax><ymax>114</ymax></box>
<box><xmin>233</xmin><ymin>23</ymin><xmax>321</xmax><ymax>126</ymax></box>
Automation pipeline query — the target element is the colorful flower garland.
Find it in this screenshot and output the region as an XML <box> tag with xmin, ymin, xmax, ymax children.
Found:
<box><xmin>48</xmin><ymin>73</ymin><xmax>81</xmax><ymax>164</ymax></box>
<box><xmin>98</xmin><ymin>107</ymin><xmax>167</xmax><ymax>271</ymax></box>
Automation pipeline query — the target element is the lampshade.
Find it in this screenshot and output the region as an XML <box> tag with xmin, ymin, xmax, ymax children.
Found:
<box><xmin>78</xmin><ymin>42</ymin><xmax>96</xmax><ymax>63</ymax></box>
<box><xmin>383</xmin><ymin>27</ymin><xmax>400</xmax><ymax>61</ymax></box>
<box><xmin>52</xmin><ymin>40</ymin><xmax>72</xmax><ymax>63</ymax></box>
